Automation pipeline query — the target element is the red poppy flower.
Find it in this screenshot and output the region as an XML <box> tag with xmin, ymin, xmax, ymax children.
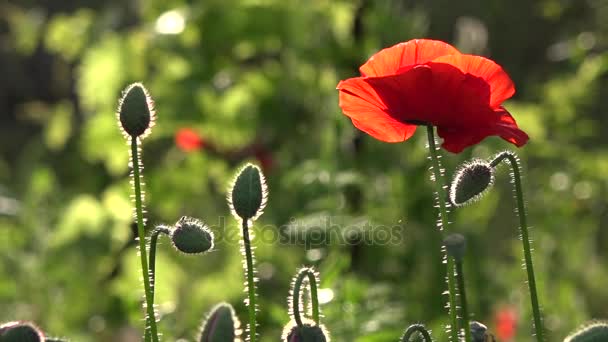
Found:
<box><xmin>495</xmin><ymin>306</ymin><xmax>518</xmax><ymax>341</ymax></box>
<box><xmin>337</xmin><ymin>39</ymin><xmax>529</xmax><ymax>153</ymax></box>
<box><xmin>175</xmin><ymin>128</ymin><xmax>205</xmax><ymax>152</ymax></box>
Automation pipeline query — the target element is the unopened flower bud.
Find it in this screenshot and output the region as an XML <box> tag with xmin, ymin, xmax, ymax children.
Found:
<box><xmin>449</xmin><ymin>160</ymin><xmax>494</xmax><ymax>207</ymax></box>
<box><xmin>199</xmin><ymin>303</ymin><xmax>241</xmax><ymax>342</ymax></box>
<box><xmin>565</xmin><ymin>321</ymin><xmax>608</xmax><ymax>342</ymax></box>
<box><xmin>171</xmin><ymin>217</ymin><xmax>214</xmax><ymax>254</ymax></box>
<box><xmin>282</xmin><ymin>320</ymin><xmax>329</xmax><ymax>342</ymax></box>
<box><xmin>0</xmin><ymin>321</ymin><xmax>44</xmax><ymax>342</ymax></box>
<box><xmin>228</xmin><ymin>164</ymin><xmax>268</xmax><ymax>221</ymax></box>
<box><xmin>117</xmin><ymin>83</ymin><xmax>155</xmax><ymax>139</ymax></box>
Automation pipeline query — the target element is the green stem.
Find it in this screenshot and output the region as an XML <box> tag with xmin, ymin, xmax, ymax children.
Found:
<box><xmin>292</xmin><ymin>268</ymin><xmax>320</xmax><ymax>326</ymax></box>
<box><xmin>455</xmin><ymin>261</ymin><xmax>471</xmax><ymax>342</ymax></box>
<box><xmin>401</xmin><ymin>324</ymin><xmax>433</xmax><ymax>342</ymax></box>
<box><xmin>149</xmin><ymin>225</ymin><xmax>171</xmax><ymax>302</ymax></box>
<box><xmin>130</xmin><ymin>138</ymin><xmax>159</xmax><ymax>342</ymax></box>
<box><xmin>490</xmin><ymin>151</ymin><xmax>543</xmax><ymax>341</ymax></box>
<box><xmin>425</xmin><ymin>125</ymin><xmax>459</xmax><ymax>342</ymax></box>
<box><xmin>241</xmin><ymin>219</ymin><xmax>257</xmax><ymax>342</ymax></box>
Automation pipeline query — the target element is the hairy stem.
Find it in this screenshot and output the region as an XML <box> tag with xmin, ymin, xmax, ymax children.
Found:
<box><xmin>425</xmin><ymin>125</ymin><xmax>459</xmax><ymax>342</ymax></box>
<box><xmin>401</xmin><ymin>324</ymin><xmax>433</xmax><ymax>342</ymax></box>
<box><xmin>292</xmin><ymin>268</ymin><xmax>320</xmax><ymax>326</ymax></box>
<box><xmin>241</xmin><ymin>219</ymin><xmax>257</xmax><ymax>342</ymax></box>
<box><xmin>491</xmin><ymin>151</ymin><xmax>543</xmax><ymax>341</ymax></box>
<box><xmin>130</xmin><ymin>138</ymin><xmax>159</xmax><ymax>342</ymax></box>
<box><xmin>149</xmin><ymin>225</ymin><xmax>171</xmax><ymax>302</ymax></box>
<box><xmin>455</xmin><ymin>260</ymin><xmax>471</xmax><ymax>342</ymax></box>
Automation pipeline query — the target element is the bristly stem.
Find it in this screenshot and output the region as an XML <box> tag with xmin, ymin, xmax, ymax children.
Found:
<box><xmin>401</xmin><ymin>324</ymin><xmax>433</xmax><ymax>342</ymax></box>
<box><xmin>425</xmin><ymin>125</ymin><xmax>459</xmax><ymax>342</ymax></box>
<box><xmin>292</xmin><ymin>268</ymin><xmax>320</xmax><ymax>326</ymax></box>
<box><xmin>130</xmin><ymin>138</ymin><xmax>159</xmax><ymax>342</ymax></box>
<box><xmin>455</xmin><ymin>260</ymin><xmax>471</xmax><ymax>342</ymax></box>
<box><xmin>241</xmin><ymin>219</ymin><xmax>257</xmax><ymax>342</ymax></box>
<box><xmin>149</xmin><ymin>225</ymin><xmax>171</xmax><ymax>302</ymax></box>
<box><xmin>490</xmin><ymin>151</ymin><xmax>544</xmax><ymax>341</ymax></box>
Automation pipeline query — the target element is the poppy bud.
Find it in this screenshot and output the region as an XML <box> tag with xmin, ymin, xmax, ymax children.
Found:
<box><xmin>444</xmin><ymin>233</ymin><xmax>466</xmax><ymax>261</ymax></box>
<box><xmin>0</xmin><ymin>321</ymin><xmax>44</xmax><ymax>342</ymax></box>
<box><xmin>228</xmin><ymin>164</ymin><xmax>268</xmax><ymax>221</ymax></box>
<box><xmin>199</xmin><ymin>303</ymin><xmax>242</xmax><ymax>342</ymax></box>
<box><xmin>449</xmin><ymin>160</ymin><xmax>495</xmax><ymax>207</ymax></box>
<box><xmin>117</xmin><ymin>83</ymin><xmax>155</xmax><ymax>139</ymax></box>
<box><xmin>470</xmin><ymin>321</ymin><xmax>497</xmax><ymax>342</ymax></box>
<box><xmin>565</xmin><ymin>321</ymin><xmax>608</xmax><ymax>342</ymax></box>
<box><xmin>282</xmin><ymin>320</ymin><xmax>329</xmax><ymax>342</ymax></box>
<box><xmin>171</xmin><ymin>216</ymin><xmax>214</xmax><ymax>254</ymax></box>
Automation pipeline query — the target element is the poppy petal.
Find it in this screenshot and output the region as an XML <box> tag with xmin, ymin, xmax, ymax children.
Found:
<box><xmin>437</xmin><ymin>107</ymin><xmax>528</xmax><ymax>153</ymax></box>
<box><xmin>431</xmin><ymin>54</ymin><xmax>515</xmax><ymax>108</ymax></box>
<box><xmin>359</xmin><ymin>39</ymin><xmax>460</xmax><ymax>77</ymax></box>
<box><xmin>338</xmin><ymin>77</ymin><xmax>417</xmax><ymax>142</ymax></box>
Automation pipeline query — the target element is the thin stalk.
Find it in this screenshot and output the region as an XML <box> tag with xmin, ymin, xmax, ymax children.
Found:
<box><xmin>292</xmin><ymin>268</ymin><xmax>320</xmax><ymax>326</ymax></box>
<box><xmin>401</xmin><ymin>324</ymin><xmax>433</xmax><ymax>342</ymax></box>
<box><xmin>490</xmin><ymin>152</ymin><xmax>543</xmax><ymax>341</ymax></box>
<box><xmin>241</xmin><ymin>219</ymin><xmax>257</xmax><ymax>342</ymax></box>
<box><xmin>455</xmin><ymin>261</ymin><xmax>471</xmax><ymax>342</ymax></box>
<box><xmin>425</xmin><ymin>125</ymin><xmax>459</xmax><ymax>342</ymax></box>
<box><xmin>130</xmin><ymin>138</ymin><xmax>159</xmax><ymax>342</ymax></box>
<box><xmin>149</xmin><ymin>225</ymin><xmax>171</xmax><ymax>301</ymax></box>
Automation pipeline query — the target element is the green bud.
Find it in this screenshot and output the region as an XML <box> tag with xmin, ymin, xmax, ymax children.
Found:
<box><xmin>228</xmin><ymin>164</ymin><xmax>268</xmax><ymax>221</ymax></box>
<box><xmin>199</xmin><ymin>303</ymin><xmax>241</xmax><ymax>342</ymax></box>
<box><xmin>449</xmin><ymin>160</ymin><xmax>494</xmax><ymax>207</ymax></box>
<box><xmin>470</xmin><ymin>321</ymin><xmax>496</xmax><ymax>342</ymax></box>
<box><xmin>444</xmin><ymin>233</ymin><xmax>466</xmax><ymax>261</ymax></box>
<box><xmin>282</xmin><ymin>320</ymin><xmax>329</xmax><ymax>342</ymax></box>
<box><xmin>171</xmin><ymin>216</ymin><xmax>214</xmax><ymax>254</ymax></box>
<box><xmin>0</xmin><ymin>322</ymin><xmax>45</xmax><ymax>342</ymax></box>
<box><xmin>117</xmin><ymin>83</ymin><xmax>155</xmax><ymax>139</ymax></box>
<box><xmin>565</xmin><ymin>321</ymin><xmax>608</xmax><ymax>342</ymax></box>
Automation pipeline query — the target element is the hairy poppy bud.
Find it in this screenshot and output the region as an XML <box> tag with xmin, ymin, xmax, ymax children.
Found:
<box><xmin>565</xmin><ymin>322</ymin><xmax>608</xmax><ymax>342</ymax></box>
<box><xmin>117</xmin><ymin>83</ymin><xmax>155</xmax><ymax>139</ymax></box>
<box><xmin>282</xmin><ymin>320</ymin><xmax>329</xmax><ymax>342</ymax></box>
<box><xmin>171</xmin><ymin>216</ymin><xmax>214</xmax><ymax>254</ymax></box>
<box><xmin>470</xmin><ymin>321</ymin><xmax>497</xmax><ymax>342</ymax></box>
<box><xmin>0</xmin><ymin>321</ymin><xmax>44</xmax><ymax>342</ymax></box>
<box><xmin>199</xmin><ymin>303</ymin><xmax>241</xmax><ymax>342</ymax></box>
<box><xmin>449</xmin><ymin>160</ymin><xmax>495</xmax><ymax>207</ymax></box>
<box><xmin>444</xmin><ymin>233</ymin><xmax>466</xmax><ymax>261</ymax></box>
<box><xmin>228</xmin><ymin>164</ymin><xmax>268</xmax><ymax>221</ymax></box>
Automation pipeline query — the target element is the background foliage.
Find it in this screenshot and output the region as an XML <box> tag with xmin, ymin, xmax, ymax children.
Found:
<box><xmin>2</xmin><ymin>0</ymin><xmax>608</xmax><ymax>341</ymax></box>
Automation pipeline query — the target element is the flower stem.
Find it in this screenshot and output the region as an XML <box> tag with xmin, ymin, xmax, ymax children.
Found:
<box><xmin>455</xmin><ymin>260</ymin><xmax>471</xmax><ymax>342</ymax></box>
<box><xmin>401</xmin><ymin>324</ymin><xmax>433</xmax><ymax>342</ymax></box>
<box><xmin>148</xmin><ymin>225</ymin><xmax>171</xmax><ymax>302</ymax></box>
<box><xmin>130</xmin><ymin>138</ymin><xmax>159</xmax><ymax>342</ymax></box>
<box><xmin>241</xmin><ymin>219</ymin><xmax>257</xmax><ymax>342</ymax></box>
<box><xmin>425</xmin><ymin>125</ymin><xmax>459</xmax><ymax>342</ymax></box>
<box><xmin>490</xmin><ymin>151</ymin><xmax>544</xmax><ymax>341</ymax></box>
<box><xmin>292</xmin><ymin>268</ymin><xmax>320</xmax><ymax>326</ymax></box>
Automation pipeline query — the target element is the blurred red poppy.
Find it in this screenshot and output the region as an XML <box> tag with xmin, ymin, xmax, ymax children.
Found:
<box><xmin>175</xmin><ymin>128</ymin><xmax>205</xmax><ymax>152</ymax></box>
<box><xmin>495</xmin><ymin>306</ymin><xmax>518</xmax><ymax>341</ymax></box>
<box><xmin>337</xmin><ymin>39</ymin><xmax>529</xmax><ymax>153</ymax></box>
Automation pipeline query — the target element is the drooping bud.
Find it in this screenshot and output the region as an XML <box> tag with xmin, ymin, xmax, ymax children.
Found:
<box><xmin>117</xmin><ymin>83</ymin><xmax>155</xmax><ymax>139</ymax></box>
<box><xmin>0</xmin><ymin>322</ymin><xmax>44</xmax><ymax>342</ymax></box>
<box><xmin>228</xmin><ymin>164</ymin><xmax>268</xmax><ymax>221</ymax></box>
<box><xmin>444</xmin><ymin>233</ymin><xmax>466</xmax><ymax>261</ymax></box>
<box><xmin>171</xmin><ymin>216</ymin><xmax>214</xmax><ymax>254</ymax></box>
<box><xmin>565</xmin><ymin>322</ymin><xmax>608</xmax><ymax>342</ymax></box>
<box><xmin>470</xmin><ymin>321</ymin><xmax>496</xmax><ymax>342</ymax></box>
<box><xmin>282</xmin><ymin>320</ymin><xmax>329</xmax><ymax>342</ymax></box>
<box><xmin>449</xmin><ymin>160</ymin><xmax>495</xmax><ymax>207</ymax></box>
<box><xmin>199</xmin><ymin>303</ymin><xmax>242</xmax><ymax>342</ymax></box>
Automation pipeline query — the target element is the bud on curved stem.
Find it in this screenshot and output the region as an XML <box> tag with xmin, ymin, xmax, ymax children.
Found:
<box><xmin>470</xmin><ymin>321</ymin><xmax>496</xmax><ymax>342</ymax></box>
<box><xmin>490</xmin><ymin>151</ymin><xmax>544</xmax><ymax>342</ymax></box>
<box><xmin>199</xmin><ymin>303</ymin><xmax>242</xmax><ymax>342</ymax></box>
<box><xmin>565</xmin><ymin>321</ymin><xmax>608</xmax><ymax>342</ymax></box>
<box><xmin>400</xmin><ymin>324</ymin><xmax>433</xmax><ymax>342</ymax></box>
<box><xmin>449</xmin><ymin>160</ymin><xmax>495</xmax><ymax>207</ymax></box>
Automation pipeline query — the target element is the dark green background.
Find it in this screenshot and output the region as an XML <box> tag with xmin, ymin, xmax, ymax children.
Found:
<box><xmin>1</xmin><ymin>0</ymin><xmax>608</xmax><ymax>341</ymax></box>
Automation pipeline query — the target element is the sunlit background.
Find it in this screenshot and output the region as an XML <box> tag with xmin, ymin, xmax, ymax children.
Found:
<box><xmin>2</xmin><ymin>0</ymin><xmax>608</xmax><ymax>341</ymax></box>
